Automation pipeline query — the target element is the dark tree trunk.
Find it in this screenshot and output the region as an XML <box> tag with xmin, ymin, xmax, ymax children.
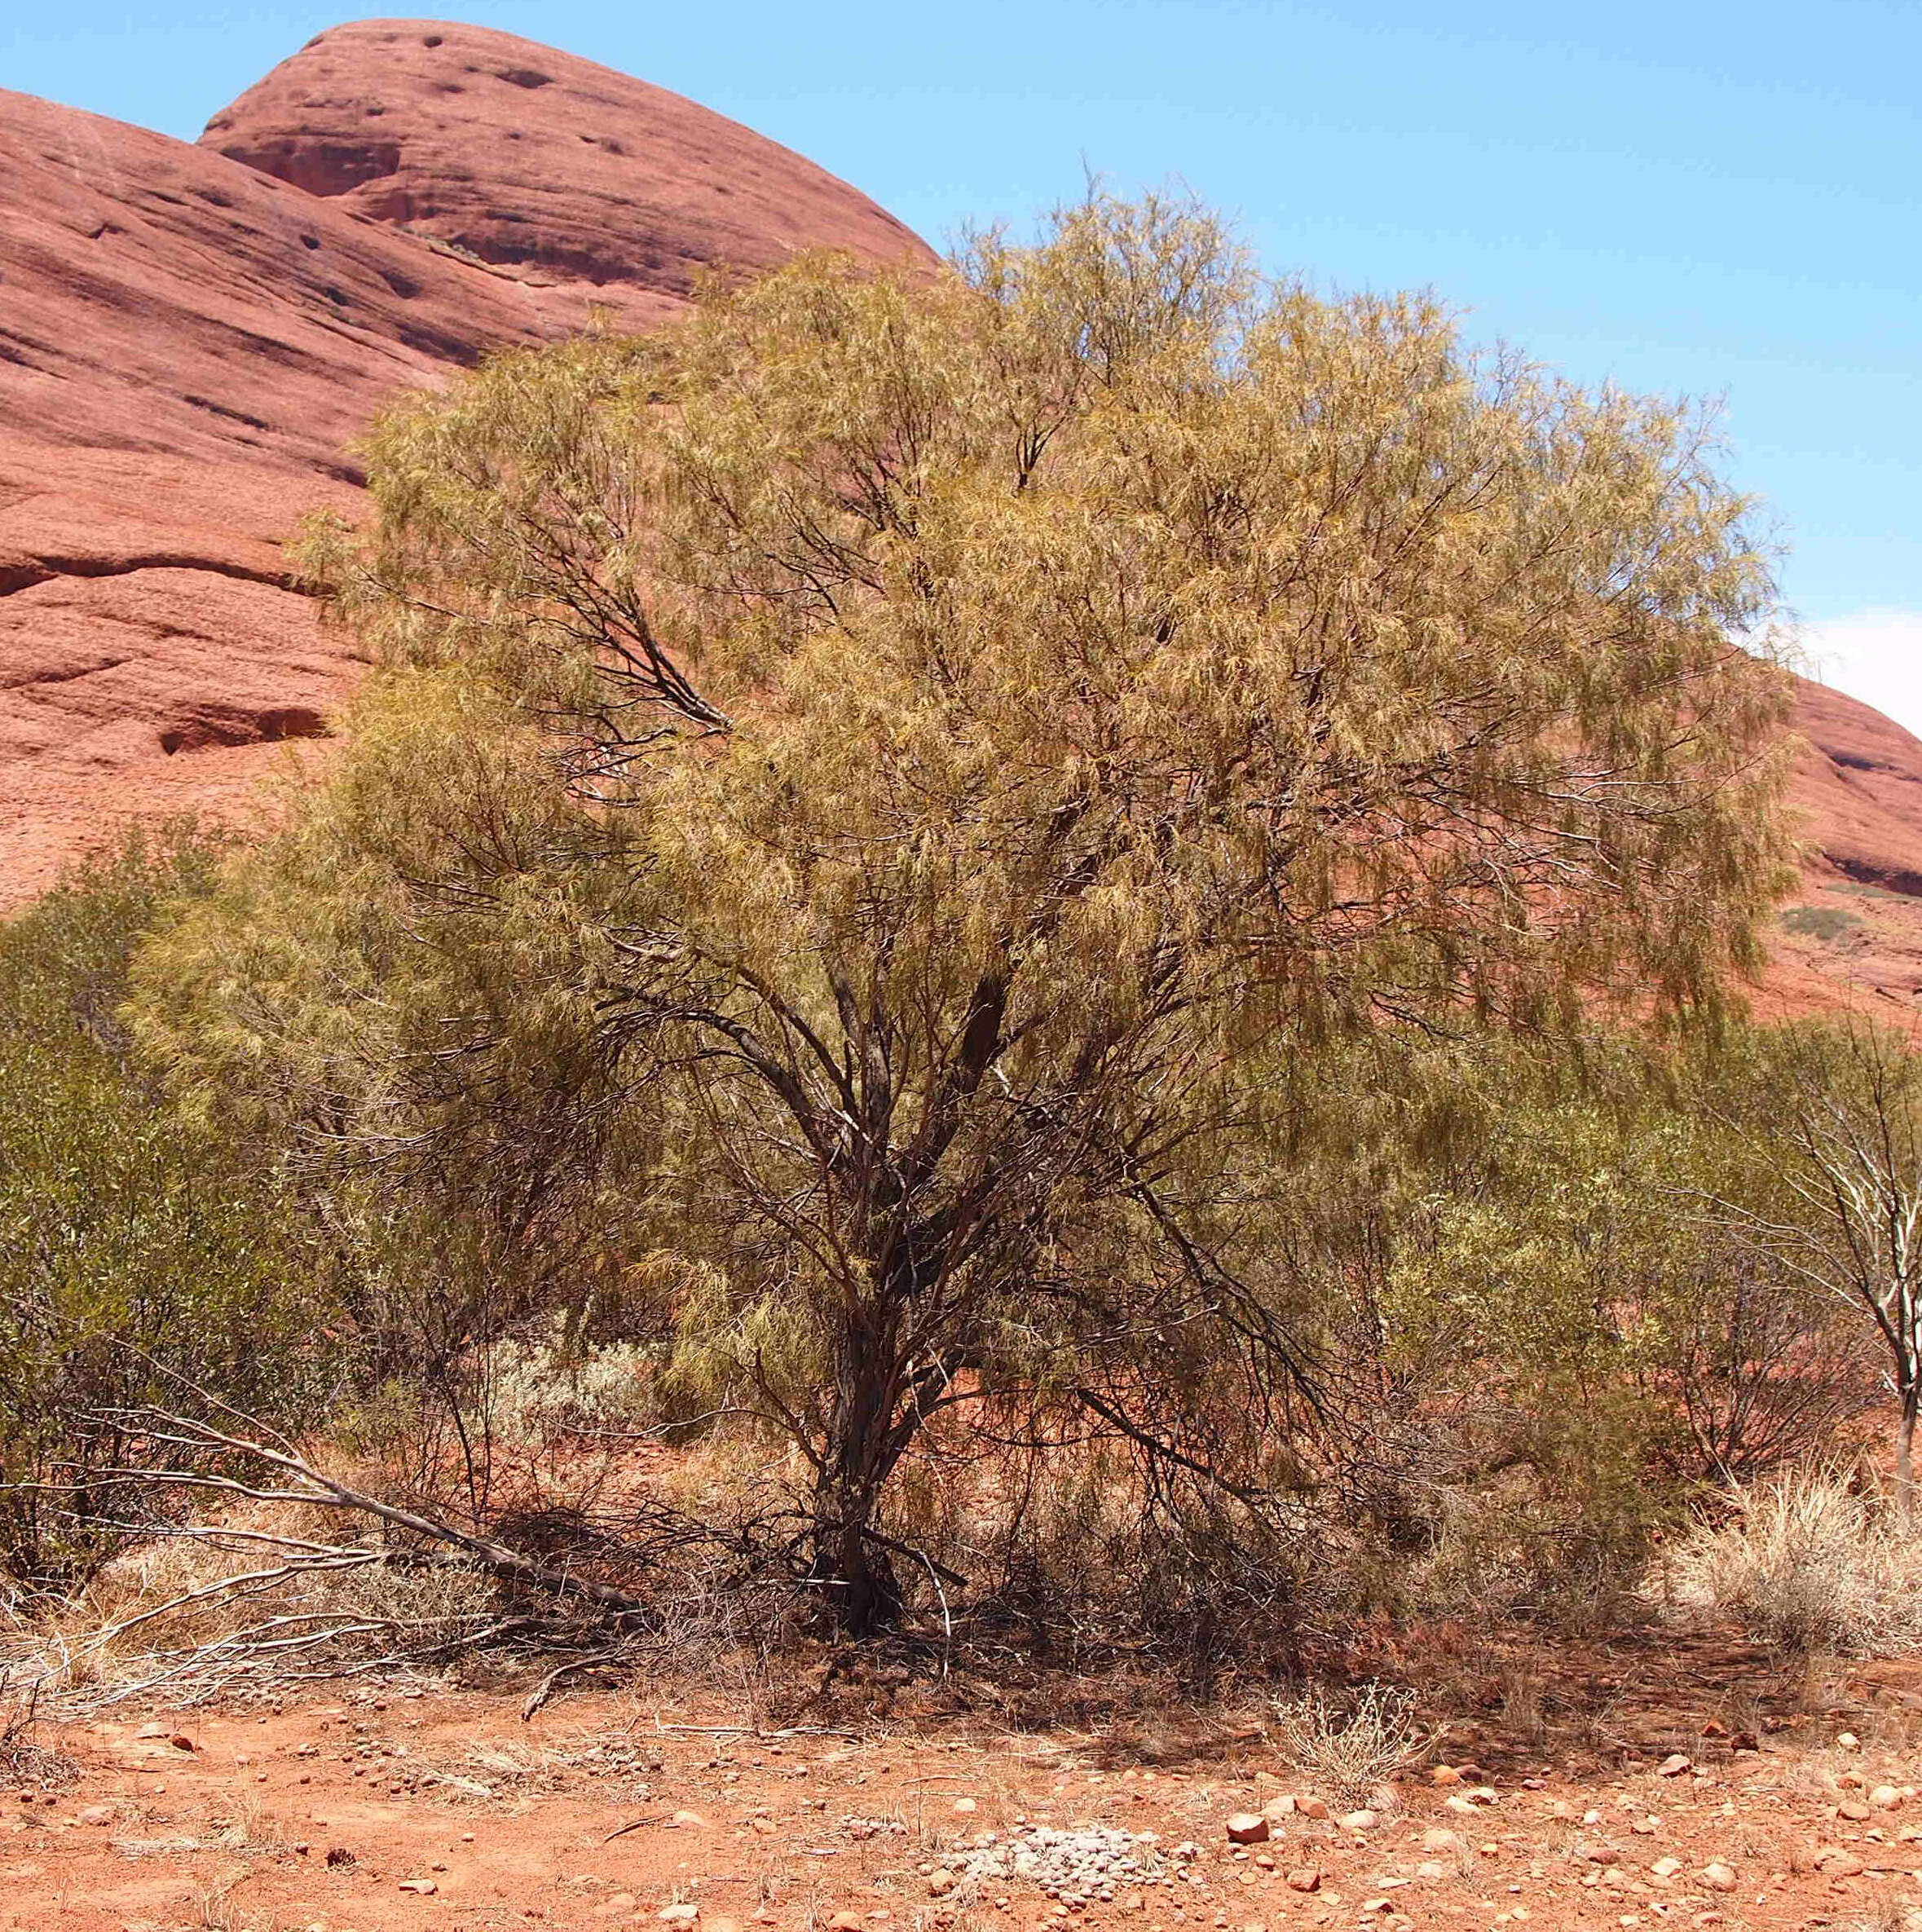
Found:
<box><xmin>806</xmin><ymin>1300</ymin><xmax>909</xmax><ymax>1637</ymax></box>
<box><xmin>807</xmin><ymin>1480</ymin><xmax>904</xmax><ymax>1637</ymax></box>
<box><xmin>1898</xmin><ymin>1375</ymin><xmax>1919</xmax><ymax>1528</ymax></box>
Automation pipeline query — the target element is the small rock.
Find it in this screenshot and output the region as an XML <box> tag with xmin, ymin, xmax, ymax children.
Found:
<box><xmin>1657</xmin><ymin>1754</ymin><xmax>1691</xmax><ymax>1778</ymax></box>
<box><xmin>1871</xmin><ymin>1785</ymin><xmax>1904</xmax><ymax>1810</ymax></box>
<box><xmin>1836</xmin><ymin>1732</ymin><xmax>1861</xmax><ymax>1752</ymax></box>
<box><xmin>1699</xmin><ymin>1863</ymin><xmax>1736</xmax><ymax>1892</ymax></box>
<box><xmin>1443</xmin><ymin>1795</ymin><xmax>1478</xmax><ymax>1815</ymax></box>
<box><xmin>1226</xmin><ymin>1813</ymin><xmax>1269</xmax><ymax>1845</ymax></box>
<box><xmin>1421</xmin><ymin>1828</ymin><xmax>1463</xmax><ymax>1854</ymax></box>
<box><xmin>1295</xmin><ymin>1797</ymin><xmax>1329</xmax><ymax>1820</ymax></box>
<box><xmin>658</xmin><ymin>1908</ymin><xmax>699</xmax><ymax>1928</ymax></box>
<box><xmin>1431</xmin><ymin>1767</ymin><xmax>1463</xmax><ymax>1786</ymax></box>
<box><xmin>827</xmin><ymin>1916</ymin><xmax>864</xmax><ymax>1931</ymax></box>
<box><xmin>1261</xmin><ymin>1795</ymin><xmax>1296</xmax><ymax>1821</ymax></box>
<box><xmin>1651</xmin><ymin>1856</ymin><xmax>1682</xmax><ymax>1879</ymax></box>
<box><xmin>1415</xmin><ymin>1861</ymin><xmax>1448</xmax><ymax>1881</ymax></box>
<box><xmin>1284</xmin><ymin>1867</ymin><xmax>1320</xmax><ymax>1893</ymax></box>
<box><xmin>1338</xmin><ymin>1810</ymin><xmax>1377</xmax><ymax>1833</ymax></box>
<box><xmin>397</xmin><ymin>1879</ymin><xmax>437</xmax><ymax>1896</ymax></box>
<box><xmin>952</xmin><ymin>1797</ymin><xmax>977</xmax><ymax>1816</ymax></box>
<box><xmin>670</xmin><ymin>1810</ymin><xmax>707</xmax><ymax>1830</ymax></box>
<box><xmin>1814</xmin><ymin>1846</ymin><xmax>1865</xmax><ymax>1877</ymax></box>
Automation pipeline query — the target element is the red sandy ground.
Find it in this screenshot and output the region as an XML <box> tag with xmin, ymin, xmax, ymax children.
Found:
<box><xmin>8</xmin><ymin>1630</ymin><xmax>1922</xmax><ymax>1932</ymax></box>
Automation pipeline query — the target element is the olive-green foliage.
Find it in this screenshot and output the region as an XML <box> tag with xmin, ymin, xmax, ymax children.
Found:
<box><xmin>1682</xmin><ymin>1017</ymin><xmax>1922</xmax><ymax>1520</ymax></box>
<box><xmin>0</xmin><ymin>829</ymin><xmax>337</xmax><ymax>1586</ymax></box>
<box><xmin>134</xmin><ymin>193</ymin><xmax>1795</xmax><ymax>1632</ymax></box>
<box><xmin>1303</xmin><ymin>1031</ymin><xmax>1872</xmax><ymax>1617</ymax></box>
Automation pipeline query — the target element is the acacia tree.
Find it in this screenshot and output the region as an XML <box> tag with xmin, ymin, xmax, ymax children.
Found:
<box><xmin>1695</xmin><ymin>1020</ymin><xmax>1922</xmax><ymax>1521</ymax></box>
<box><xmin>134</xmin><ymin>194</ymin><xmax>1792</xmax><ymax>1632</ymax></box>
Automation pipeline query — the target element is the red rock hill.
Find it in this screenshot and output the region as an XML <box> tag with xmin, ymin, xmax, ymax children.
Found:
<box><xmin>0</xmin><ymin>21</ymin><xmax>1915</xmax><ymax>1015</ymax></box>
<box><xmin>0</xmin><ymin>20</ymin><xmax>931</xmax><ymax>902</ymax></box>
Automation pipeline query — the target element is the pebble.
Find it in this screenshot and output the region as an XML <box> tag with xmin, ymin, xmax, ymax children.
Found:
<box><xmin>1284</xmin><ymin>1868</ymin><xmax>1320</xmax><ymax>1893</ymax></box>
<box><xmin>397</xmin><ymin>1879</ymin><xmax>437</xmax><ymax>1895</ymax></box>
<box><xmin>1225</xmin><ymin>1814</ymin><xmax>1268</xmax><ymax>1845</ymax></box>
<box><xmin>1699</xmin><ymin>1863</ymin><xmax>1736</xmax><ymax>1892</ymax></box>
<box><xmin>1657</xmin><ymin>1755</ymin><xmax>1691</xmax><ymax>1778</ymax></box>
<box><xmin>658</xmin><ymin>1908</ymin><xmax>699</xmax><ymax>1926</ymax></box>
<box><xmin>1338</xmin><ymin>1810</ymin><xmax>1377</xmax><ymax>1833</ymax></box>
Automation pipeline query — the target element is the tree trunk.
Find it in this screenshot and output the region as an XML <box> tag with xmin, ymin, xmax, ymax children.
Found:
<box><xmin>1898</xmin><ymin>1378</ymin><xmax>1919</xmax><ymax>1528</ymax></box>
<box><xmin>807</xmin><ymin>1480</ymin><xmax>903</xmax><ymax>1637</ymax></box>
<box><xmin>807</xmin><ymin>1304</ymin><xmax>909</xmax><ymax>1637</ymax></box>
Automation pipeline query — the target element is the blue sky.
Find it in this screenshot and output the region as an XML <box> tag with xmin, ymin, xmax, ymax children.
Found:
<box><xmin>11</xmin><ymin>1</ymin><xmax>1921</xmax><ymax>730</ymax></box>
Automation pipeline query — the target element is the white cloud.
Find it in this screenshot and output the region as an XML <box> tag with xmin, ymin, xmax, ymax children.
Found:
<box><xmin>1797</xmin><ymin>609</ymin><xmax>1922</xmax><ymax>743</ymax></box>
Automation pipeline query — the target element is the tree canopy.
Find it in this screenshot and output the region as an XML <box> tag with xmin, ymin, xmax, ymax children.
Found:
<box><xmin>134</xmin><ymin>193</ymin><xmax>1794</xmax><ymax>1631</ymax></box>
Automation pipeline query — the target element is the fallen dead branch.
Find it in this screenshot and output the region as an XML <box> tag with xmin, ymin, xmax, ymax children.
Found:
<box><xmin>0</xmin><ymin>1404</ymin><xmax>787</xmax><ymax>1709</ymax></box>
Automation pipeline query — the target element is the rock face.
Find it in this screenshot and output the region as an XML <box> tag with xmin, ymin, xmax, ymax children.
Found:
<box><xmin>199</xmin><ymin>20</ymin><xmax>931</xmax><ymax>326</ymax></box>
<box><xmin>2</xmin><ymin>22</ymin><xmax>1920</xmax><ymax>1018</ymax></box>
<box><xmin>1764</xmin><ymin>678</ymin><xmax>1922</xmax><ymax>1014</ymax></box>
<box><xmin>0</xmin><ymin>21</ymin><xmax>932</xmax><ymax>902</ymax></box>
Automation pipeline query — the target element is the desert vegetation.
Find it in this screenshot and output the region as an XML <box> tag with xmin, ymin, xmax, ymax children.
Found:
<box><xmin>4</xmin><ymin>196</ymin><xmax>1919</xmax><ymax>1733</ymax></box>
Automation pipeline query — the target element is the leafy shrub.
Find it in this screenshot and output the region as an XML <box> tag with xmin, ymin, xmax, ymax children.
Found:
<box><xmin>0</xmin><ymin>827</ymin><xmax>342</xmax><ymax>1586</ymax></box>
<box><xmin>1779</xmin><ymin>904</ymin><xmax>1862</xmax><ymax>942</ymax></box>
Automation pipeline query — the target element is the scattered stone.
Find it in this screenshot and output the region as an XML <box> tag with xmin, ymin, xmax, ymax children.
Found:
<box><xmin>1443</xmin><ymin>1796</ymin><xmax>1478</xmax><ymax>1816</ymax></box>
<box><xmin>1657</xmin><ymin>1755</ymin><xmax>1692</xmax><ymax>1779</ymax></box>
<box><xmin>1699</xmin><ymin>1863</ymin><xmax>1736</xmax><ymax>1893</ymax></box>
<box><xmin>946</xmin><ymin>1825</ymin><xmax>1166</xmax><ymax>1902</ymax></box>
<box><xmin>1871</xmin><ymin>1785</ymin><xmax>1905</xmax><ymax>1810</ymax></box>
<box><xmin>1836</xmin><ymin>1732</ymin><xmax>1861</xmax><ymax>1753</ymax></box>
<box><xmin>1284</xmin><ymin>1868</ymin><xmax>1320</xmax><ymax>1893</ymax></box>
<box><xmin>658</xmin><ymin>1908</ymin><xmax>699</xmax><ymax>1927</ymax></box>
<box><xmin>670</xmin><ymin>1810</ymin><xmax>707</xmax><ymax>1830</ymax></box>
<box><xmin>1651</xmin><ymin>1857</ymin><xmax>1682</xmax><ymax>1879</ymax></box>
<box><xmin>1416</xmin><ymin>1861</ymin><xmax>1448</xmax><ymax>1881</ymax></box>
<box><xmin>953</xmin><ymin>1797</ymin><xmax>977</xmax><ymax>1816</ymax></box>
<box><xmin>168</xmin><ymin>1735</ymin><xmax>195</xmax><ymax>1753</ymax></box>
<box><xmin>1338</xmin><ymin>1810</ymin><xmax>1377</xmax><ymax>1833</ymax></box>
<box><xmin>1295</xmin><ymin>1797</ymin><xmax>1329</xmax><ymax>1820</ymax></box>
<box><xmin>1431</xmin><ymin>1767</ymin><xmax>1463</xmax><ymax>1786</ymax></box>
<box><xmin>1226</xmin><ymin>1814</ymin><xmax>1269</xmax><ymax>1845</ymax></box>
<box><xmin>827</xmin><ymin>1916</ymin><xmax>863</xmax><ymax>1931</ymax></box>
<box><xmin>1814</xmin><ymin>1846</ymin><xmax>1866</xmax><ymax>1877</ymax></box>
<box><xmin>1422</xmin><ymin>1828</ymin><xmax>1464</xmax><ymax>1854</ymax></box>
<box><xmin>1261</xmin><ymin>1796</ymin><xmax>1296</xmax><ymax>1821</ymax></box>
<box><xmin>398</xmin><ymin>1879</ymin><xmax>437</xmax><ymax>1896</ymax></box>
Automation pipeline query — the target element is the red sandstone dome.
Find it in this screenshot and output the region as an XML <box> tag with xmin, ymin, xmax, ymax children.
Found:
<box><xmin>0</xmin><ymin>20</ymin><xmax>932</xmax><ymax>906</ymax></box>
<box><xmin>0</xmin><ymin>20</ymin><xmax>1916</xmax><ymax>1016</ymax></box>
<box><xmin>198</xmin><ymin>19</ymin><xmax>931</xmax><ymax>324</ymax></box>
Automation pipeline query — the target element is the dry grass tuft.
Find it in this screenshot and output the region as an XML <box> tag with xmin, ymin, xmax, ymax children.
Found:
<box><xmin>1269</xmin><ymin>1678</ymin><xmax>1424</xmax><ymax>1801</ymax></box>
<box><xmin>1659</xmin><ymin>1469</ymin><xmax>1922</xmax><ymax>1656</ymax></box>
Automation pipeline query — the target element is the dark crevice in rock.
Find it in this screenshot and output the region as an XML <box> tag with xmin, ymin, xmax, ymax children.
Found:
<box><xmin>0</xmin><ymin>554</ymin><xmax>302</xmax><ymax>598</ymax></box>
<box><xmin>159</xmin><ymin>704</ymin><xmax>329</xmax><ymax>755</ymax></box>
